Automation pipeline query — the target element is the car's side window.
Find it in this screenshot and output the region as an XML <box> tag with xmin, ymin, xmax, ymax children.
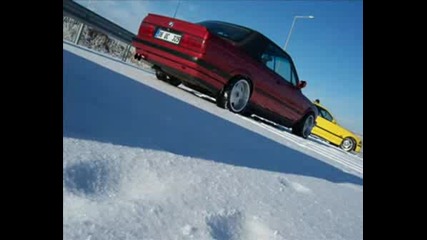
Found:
<box><xmin>291</xmin><ymin>68</ymin><xmax>298</xmax><ymax>86</ymax></box>
<box><xmin>261</xmin><ymin>44</ymin><xmax>295</xmax><ymax>86</ymax></box>
<box><xmin>261</xmin><ymin>53</ymin><xmax>275</xmax><ymax>70</ymax></box>
<box><xmin>275</xmin><ymin>57</ymin><xmax>292</xmax><ymax>83</ymax></box>
<box><xmin>321</xmin><ymin>109</ymin><xmax>334</xmax><ymax>122</ymax></box>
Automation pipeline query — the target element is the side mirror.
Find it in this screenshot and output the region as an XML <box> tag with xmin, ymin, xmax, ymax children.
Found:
<box><xmin>297</xmin><ymin>80</ymin><xmax>307</xmax><ymax>89</ymax></box>
<box><xmin>332</xmin><ymin>119</ymin><xmax>337</xmax><ymax>124</ymax></box>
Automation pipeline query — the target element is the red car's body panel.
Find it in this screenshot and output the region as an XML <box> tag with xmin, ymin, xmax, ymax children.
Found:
<box><xmin>132</xmin><ymin>13</ymin><xmax>317</xmax><ymax>128</ymax></box>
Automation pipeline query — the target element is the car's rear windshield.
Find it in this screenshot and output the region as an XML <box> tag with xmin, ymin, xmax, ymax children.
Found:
<box><xmin>197</xmin><ymin>21</ymin><xmax>252</xmax><ymax>42</ymax></box>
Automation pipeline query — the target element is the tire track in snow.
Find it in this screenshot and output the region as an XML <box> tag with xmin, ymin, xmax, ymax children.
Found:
<box><xmin>64</xmin><ymin>43</ymin><xmax>363</xmax><ymax>177</ymax></box>
<box><xmin>248</xmin><ymin>116</ymin><xmax>363</xmax><ymax>164</ymax></box>
<box><xmin>255</xmin><ymin>120</ymin><xmax>363</xmax><ymax>175</ymax></box>
<box><xmin>173</xmin><ymin>85</ymin><xmax>362</xmax><ymax>174</ymax></box>
<box><xmin>238</xmin><ymin>116</ymin><xmax>363</xmax><ymax>175</ymax></box>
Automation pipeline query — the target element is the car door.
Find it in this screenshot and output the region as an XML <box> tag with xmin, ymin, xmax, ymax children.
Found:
<box><xmin>259</xmin><ymin>43</ymin><xmax>304</xmax><ymax>123</ymax></box>
<box><xmin>243</xmin><ymin>38</ymin><xmax>282</xmax><ymax>115</ymax></box>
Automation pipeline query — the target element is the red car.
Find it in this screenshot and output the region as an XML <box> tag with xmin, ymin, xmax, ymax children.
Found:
<box><xmin>132</xmin><ymin>14</ymin><xmax>318</xmax><ymax>138</ymax></box>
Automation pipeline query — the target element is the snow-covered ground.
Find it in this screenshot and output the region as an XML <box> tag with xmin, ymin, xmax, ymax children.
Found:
<box><xmin>63</xmin><ymin>42</ymin><xmax>363</xmax><ymax>240</ymax></box>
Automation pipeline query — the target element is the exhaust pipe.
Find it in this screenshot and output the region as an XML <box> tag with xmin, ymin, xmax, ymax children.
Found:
<box><xmin>134</xmin><ymin>53</ymin><xmax>145</xmax><ymax>61</ymax></box>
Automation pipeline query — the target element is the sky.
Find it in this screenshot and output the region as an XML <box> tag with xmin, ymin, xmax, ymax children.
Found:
<box><xmin>74</xmin><ymin>0</ymin><xmax>363</xmax><ymax>134</ymax></box>
<box><xmin>63</xmin><ymin>43</ymin><xmax>363</xmax><ymax>240</ymax></box>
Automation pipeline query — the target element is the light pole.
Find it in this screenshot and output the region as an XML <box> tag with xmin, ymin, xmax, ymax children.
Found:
<box><xmin>173</xmin><ymin>0</ymin><xmax>181</xmax><ymax>18</ymax></box>
<box><xmin>284</xmin><ymin>15</ymin><xmax>314</xmax><ymax>50</ymax></box>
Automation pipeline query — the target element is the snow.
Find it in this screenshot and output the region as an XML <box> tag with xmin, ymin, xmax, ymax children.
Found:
<box><xmin>63</xmin><ymin>42</ymin><xmax>363</xmax><ymax>240</ymax></box>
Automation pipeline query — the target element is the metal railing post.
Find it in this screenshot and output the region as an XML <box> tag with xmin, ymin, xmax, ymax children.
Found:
<box><xmin>75</xmin><ymin>23</ymin><xmax>84</xmax><ymax>45</ymax></box>
<box><xmin>122</xmin><ymin>44</ymin><xmax>131</xmax><ymax>62</ymax></box>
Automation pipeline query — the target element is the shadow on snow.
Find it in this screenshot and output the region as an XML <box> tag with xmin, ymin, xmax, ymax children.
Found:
<box><xmin>63</xmin><ymin>50</ymin><xmax>362</xmax><ymax>186</ymax></box>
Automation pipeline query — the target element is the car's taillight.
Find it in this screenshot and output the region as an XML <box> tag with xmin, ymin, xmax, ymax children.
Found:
<box><xmin>139</xmin><ymin>22</ymin><xmax>156</xmax><ymax>37</ymax></box>
<box><xmin>181</xmin><ymin>32</ymin><xmax>208</xmax><ymax>53</ymax></box>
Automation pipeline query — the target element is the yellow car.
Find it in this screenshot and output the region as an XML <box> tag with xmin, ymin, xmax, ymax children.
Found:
<box><xmin>311</xmin><ymin>102</ymin><xmax>362</xmax><ymax>153</ymax></box>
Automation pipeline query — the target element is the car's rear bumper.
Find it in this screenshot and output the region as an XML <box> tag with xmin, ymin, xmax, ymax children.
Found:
<box><xmin>132</xmin><ymin>37</ymin><xmax>228</xmax><ymax>94</ymax></box>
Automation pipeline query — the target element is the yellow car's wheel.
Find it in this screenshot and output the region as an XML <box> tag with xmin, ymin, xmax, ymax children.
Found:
<box><xmin>340</xmin><ymin>137</ymin><xmax>355</xmax><ymax>152</ymax></box>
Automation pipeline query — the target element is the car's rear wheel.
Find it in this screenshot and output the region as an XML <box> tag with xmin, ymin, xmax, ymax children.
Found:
<box><xmin>217</xmin><ymin>78</ymin><xmax>252</xmax><ymax>114</ymax></box>
<box><xmin>292</xmin><ymin>114</ymin><xmax>315</xmax><ymax>139</ymax></box>
<box><xmin>340</xmin><ymin>137</ymin><xmax>355</xmax><ymax>152</ymax></box>
<box><xmin>155</xmin><ymin>68</ymin><xmax>181</xmax><ymax>86</ymax></box>
<box><xmin>225</xmin><ymin>79</ymin><xmax>251</xmax><ymax>114</ymax></box>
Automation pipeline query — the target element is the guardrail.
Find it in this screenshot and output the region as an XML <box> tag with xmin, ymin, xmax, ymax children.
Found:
<box><xmin>63</xmin><ymin>0</ymin><xmax>135</xmax><ymax>44</ymax></box>
<box><xmin>63</xmin><ymin>0</ymin><xmax>151</xmax><ymax>69</ymax></box>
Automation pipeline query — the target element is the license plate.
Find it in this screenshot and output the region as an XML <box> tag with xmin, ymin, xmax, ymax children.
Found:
<box><xmin>154</xmin><ymin>29</ymin><xmax>182</xmax><ymax>44</ymax></box>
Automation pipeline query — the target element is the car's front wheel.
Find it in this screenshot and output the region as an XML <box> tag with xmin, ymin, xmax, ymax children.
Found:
<box><xmin>292</xmin><ymin>114</ymin><xmax>315</xmax><ymax>139</ymax></box>
<box><xmin>340</xmin><ymin>137</ymin><xmax>355</xmax><ymax>152</ymax></box>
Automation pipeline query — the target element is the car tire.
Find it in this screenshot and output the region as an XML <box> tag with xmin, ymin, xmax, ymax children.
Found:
<box><xmin>340</xmin><ymin>137</ymin><xmax>355</xmax><ymax>152</ymax></box>
<box><xmin>165</xmin><ymin>76</ymin><xmax>181</xmax><ymax>86</ymax></box>
<box><xmin>216</xmin><ymin>88</ymin><xmax>227</xmax><ymax>108</ymax></box>
<box><xmin>155</xmin><ymin>68</ymin><xmax>167</xmax><ymax>81</ymax></box>
<box><xmin>223</xmin><ymin>78</ymin><xmax>252</xmax><ymax>115</ymax></box>
<box><xmin>292</xmin><ymin>114</ymin><xmax>315</xmax><ymax>139</ymax></box>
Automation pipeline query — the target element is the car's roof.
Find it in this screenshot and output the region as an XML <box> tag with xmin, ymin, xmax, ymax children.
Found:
<box><xmin>198</xmin><ymin>20</ymin><xmax>256</xmax><ymax>34</ymax></box>
<box><xmin>313</xmin><ymin>102</ymin><xmax>331</xmax><ymax>113</ymax></box>
<box><xmin>198</xmin><ymin>20</ymin><xmax>299</xmax><ymax>80</ymax></box>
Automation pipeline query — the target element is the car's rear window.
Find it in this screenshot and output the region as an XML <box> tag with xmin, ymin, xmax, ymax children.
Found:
<box><xmin>197</xmin><ymin>21</ymin><xmax>251</xmax><ymax>42</ymax></box>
